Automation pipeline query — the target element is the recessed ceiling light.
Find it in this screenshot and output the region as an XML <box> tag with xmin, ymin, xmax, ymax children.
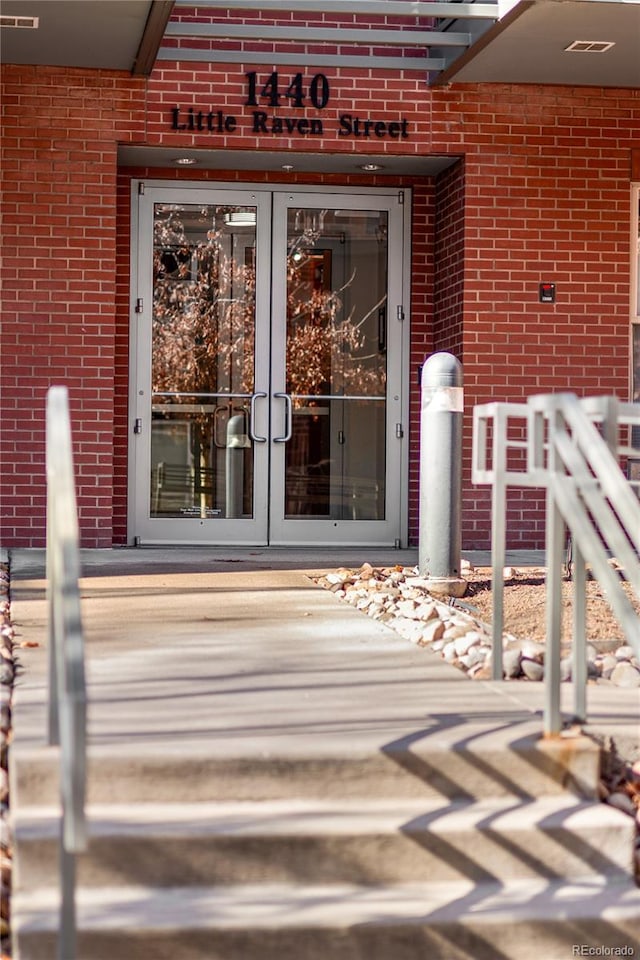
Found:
<box><xmin>0</xmin><ymin>15</ymin><xmax>39</xmax><ymax>28</ymax></box>
<box><xmin>564</xmin><ymin>40</ymin><xmax>615</xmax><ymax>53</ymax></box>
<box><xmin>360</xmin><ymin>163</ymin><xmax>383</xmax><ymax>172</ymax></box>
<box><xmin>174</xmin><ymin>157</ymin><xmax>197</xmax><ymax>165</ymax></box>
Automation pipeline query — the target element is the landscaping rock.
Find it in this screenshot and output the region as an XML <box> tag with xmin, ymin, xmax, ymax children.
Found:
<box><xmin>521</xmin><ymin>659</ymin><xmax>545</xmax><ymax>682</ymax></box>
<box><xmin>502</xmin><ymin>647</ymin><xmax>523</xmax><ymax>679</ymax></box>
<box><xmin>610</xmin><ymin>662</ymin><xmax>640</xmax><ymax>688</ymax></box>
<box><xmin>313</xmin><ymin>562</ymin><xmax>638</xmax><ymax>689</ymax></box>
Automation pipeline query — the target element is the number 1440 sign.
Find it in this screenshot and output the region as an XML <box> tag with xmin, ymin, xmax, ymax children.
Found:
<box><xmin>245</xmin><ymin>71</ymin><xmax>330</xmax><ymax>110</ymax></box>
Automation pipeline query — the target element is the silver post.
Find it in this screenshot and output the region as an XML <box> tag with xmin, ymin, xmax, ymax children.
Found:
<box><xmin>572</xmin><ymin>542</ymin><xmax>587</xmax><ymax>723</ymax></box>
<box><xmin>59</xmin><ymin>833</ymin><xmax>77</xmax><ymax>960</ymax></box>
<box><xmin>490</xmin><ymin>405</ymin><xmax>507</xmax><ymax>680</ymax></box>
<box><xmin>418</xmin><ymin>352</ymin><xmax>465</xmax><ymax>597</ymax></box>
<box><xmin>544</xmin><ymin>404</ymin><xmax>565</xmax><ymax>736</ymax></box>
<box><xmin>545</xmin><ymin>486</ymin><xmax>564</xmax><ymax>736</ymax></box>
<box><xmin>226</xmin><ymin>413</ymin><xmax>249</xmax><ymax>519</ymax></box>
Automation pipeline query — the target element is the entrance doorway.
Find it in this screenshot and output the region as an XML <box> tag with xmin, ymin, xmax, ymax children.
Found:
<box><xmin>129</xmin><ymin>184</ymin><xmax>409</xmax><ymax>545</ymax></box>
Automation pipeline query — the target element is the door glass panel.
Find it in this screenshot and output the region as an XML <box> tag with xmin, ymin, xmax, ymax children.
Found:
<box><xmin>285</xmin><ymin>208</ymin><xmax>388</xmax><ymax>519</ymax></box>
<box><xmin>151</xmin><ymin>203</ymin><xmax>257</xmax><ymax>519</ymax></box>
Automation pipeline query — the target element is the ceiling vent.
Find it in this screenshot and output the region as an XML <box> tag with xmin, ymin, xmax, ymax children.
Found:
<box><xmin>0</xmin><ymin>15</ymin><xmax>39</xmax><ymax>29</ymax></box>
<box><xmin>564</xmin><ymin>40</ymin><xmax>615</xmax><ymax>53</ymax></box>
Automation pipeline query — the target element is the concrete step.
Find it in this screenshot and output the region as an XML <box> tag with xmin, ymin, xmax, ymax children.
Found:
<box><xmin>10</xmin><ymin>723</ymin><xmax>601</xmax><ymax>807</ymax></box>
<box><xmin>14</xmin><ymin>878</ymin><xmax>640</xmax><ymax>960</ymax></box>
<box><xmin>12</xmin><ymin>795</ymin><xmax>636</xmax><ymax>890</ymax></box>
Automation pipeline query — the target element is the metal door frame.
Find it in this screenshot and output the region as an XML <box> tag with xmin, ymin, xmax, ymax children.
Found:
<box><xmin>268</xmin><ymin>188</ymin><xmax>409</xmax><ymax>546</ymax></box>
<box><xmin>128</xmin><ymin>180</ymin><xmax>411</xmax><ymax>546</ymax></box>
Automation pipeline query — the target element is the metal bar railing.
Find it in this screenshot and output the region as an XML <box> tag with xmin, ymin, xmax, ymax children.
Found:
<box><xmin>533</xmin><ymin>394</ymin><xmax>640</xmax><ymax>735</ymax></box>
<box><xmin>473</xmin><ymin>393</ymin><xmax>640</xmax><ymax>737</ymax></box>
<box><xmin>472</xmin><ymin>401</ymin><xmax>543</xmax><ymax>680</ymax></box>
<box><xmin>46</xmin><ymin>385</ymin><xmax>88</xmax><ymax>960</ymax></box>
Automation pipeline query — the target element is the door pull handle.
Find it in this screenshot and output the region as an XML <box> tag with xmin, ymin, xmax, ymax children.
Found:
<box><xmin>273</xmin><ymin>392</ymin><xmax>292</xmax><ymax>443</ymax></box>
<box><xmin>249</xmin><ymin>392</ymin><xmax>267</xmax><ymax>443</ymax></box>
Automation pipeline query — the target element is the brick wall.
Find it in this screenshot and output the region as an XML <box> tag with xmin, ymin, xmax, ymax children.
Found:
<box><xmin>434</xmin><ymin>159</ymin><xmax>465</xmax><ymax>357</ymax></box>
<box><xmin>0</xmin><ymin>66</ymin><xmax>143</xmax><ymax>547</ymax></box>
<box><xmin>407</xmin><ymin>183</ymin><xmax>436</xmax><ymax>542</ymax></box>
<box><xmin>2</xmin><ymin>50</ymin><xmax>638</xmax><ymax>548</ymax></box>
<box><xmin>113</xmin><ymin>171</ymin><xmax>134</xmax><ymax>546</ymax></box>
<box><xmin>432</xmin><ymin>85</ymin><xmax>638</xmax><ymax>547</ymax></box>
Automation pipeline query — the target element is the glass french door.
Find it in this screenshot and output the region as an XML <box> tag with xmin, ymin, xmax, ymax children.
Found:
<box><xmin>130</xmin><ymin>185</ymin><xmax>407</xmax><ymax>545</ymax></box>
<box><xmin>269</xmin><ymin>191</ymin><xmax>405</xmax><ymax>544</ymax></box>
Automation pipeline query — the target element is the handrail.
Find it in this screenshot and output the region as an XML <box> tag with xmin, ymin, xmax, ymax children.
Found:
<box><xmin>531</xmin><ymin>394</ymin><xmax>640</xmax><ymax>735</ymax></box>
<box><xmin>46</xmin><ymin>385</ymin><xmax>87</xmax><ymax>960</ymax></box>
<box><xmin>472</xmin><ymin>394</ymin><xmax>640</xmax><ymax>736</ymax></box>
<box><xmin>473</xmin><ymin>402</ymin><xmax>531</xmax><ymax>679</ymax></box>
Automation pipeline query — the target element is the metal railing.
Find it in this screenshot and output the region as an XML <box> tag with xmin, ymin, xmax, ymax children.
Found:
<box><xmin>46</xmin><ymin>385</ymin><xmax>87</xmax><ymax>960</ymax></box>
<box><xmin>473</xmin><ymin>393</ymin><xmax>640</xmax><ymax>736</ymax></box>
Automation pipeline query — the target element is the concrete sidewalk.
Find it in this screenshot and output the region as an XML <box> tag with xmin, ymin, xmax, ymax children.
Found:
<box><xmin>7</xmin><ymin>547</ymin><xmax>640</xmax><ymax>960</ymax></box>
<box><xmin>8</xmin><ymin>546</ymin><xmax>639</xmax><ymax>769</ymax></box>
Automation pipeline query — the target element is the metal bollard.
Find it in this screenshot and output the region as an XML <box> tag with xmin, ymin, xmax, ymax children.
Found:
<box><xmin>418</xmin><ymin>352</ymin><xmax>465</xmax><ymax>596</ymax></box>
<box><xmin>226</xmin><ymin>413</ymin><xmax>250</xmax><ymax>518</ymax></box>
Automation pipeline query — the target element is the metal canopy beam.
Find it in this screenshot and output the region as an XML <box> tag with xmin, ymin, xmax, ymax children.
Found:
<box><xmin>165</xmin><ymin>0</ymin><xmax>500</xmax><ymax>79</ymax></box>
<box><xmin>165</xmin><ymin>22</ymin><xmax>472</xmax><ymax>46</ymax></box>
<box><xmin>173</xmin><ymin>0</ymin><xmax>499</xmax><ymax>18</ymax></box>
<box><xmin>133</xmin><ymin>0</ymin><xmax>176</xmax><ymax>75</ymax></box>
<box><xmin>157</xmin><ymin>47</ymin><xmax>446</xmax><ymax>69</ymax></box>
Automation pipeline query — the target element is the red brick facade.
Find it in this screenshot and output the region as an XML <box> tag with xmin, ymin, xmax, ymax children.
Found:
<box><xmin>1</xmin><ymin>50</ymin><xmax>638</xmax><ymax>548</ymax></box>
